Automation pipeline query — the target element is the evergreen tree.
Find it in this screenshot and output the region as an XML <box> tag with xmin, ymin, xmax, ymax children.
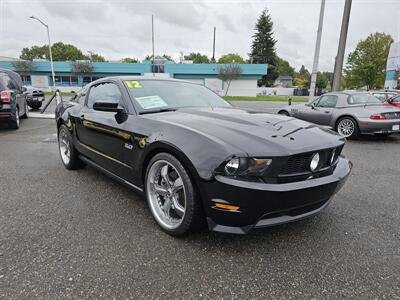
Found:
<box><xmin>250</xmin><ymin>9</ymin><xmax>277</xmax><ymax>86</ymax></box>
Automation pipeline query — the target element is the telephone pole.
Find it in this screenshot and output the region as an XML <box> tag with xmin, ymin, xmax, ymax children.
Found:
<box><xmin>332</xmin><ymin>0</ymin><xmax>352</xmax><ymax>91</ymax></box>
<box><xmin>309</xmin><ymin>0</ymin><xmax>326</xmax><ymax>101</ymax></box>
<box><xmin>212</xmin><ymin>27</ymin><xmax>216</xmax><ymax>63</ymax></box>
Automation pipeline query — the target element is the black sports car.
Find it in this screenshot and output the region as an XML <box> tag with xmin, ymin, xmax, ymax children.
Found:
<box><xmin>55</xmin><ymin>77</ymin><xmax>352</xmax><ymax>235</ymax></box>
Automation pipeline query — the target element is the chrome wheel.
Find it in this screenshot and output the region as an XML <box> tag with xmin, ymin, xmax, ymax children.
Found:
<box><xmin>58</xmin><ymin>128</ymin><xmax>71</xmax><ymax>165</ymax></box>
<box><xmin>146</xmin><ymin>160</ymin><xmax>186</xmax><ymax>230</ymax></box>
<box><xmin>337</xmin><ymin>118</ymin><xmax>355</xmax><ymax>137</ymax></box>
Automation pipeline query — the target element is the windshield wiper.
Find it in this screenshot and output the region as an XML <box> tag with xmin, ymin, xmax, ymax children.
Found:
<box><xmin>139</xmin><ymin>107</ymin><xmax>178</xmax><ymax>115</ymax></box>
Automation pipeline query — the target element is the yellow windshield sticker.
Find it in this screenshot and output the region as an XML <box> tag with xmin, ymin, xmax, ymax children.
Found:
<box><xmin>125</xmin><ymin>81</ymin><xmax>142</xmax><ymax>88</ymax></box>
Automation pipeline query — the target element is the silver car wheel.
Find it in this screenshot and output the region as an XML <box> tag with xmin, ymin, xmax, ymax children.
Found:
<box><xmin>146</xmin><ymin>160</ymin><xmax>186</xmax><ymax>230</ymax></box>
<box><xmin>58</xmin><ymin>128</ymin><xmax>71</xmax><ymax>165</ymax></box>
<box><xmin>337</xmin><ymin>118</ymin><xmax>355</xmax><ymax>137</ymax></box>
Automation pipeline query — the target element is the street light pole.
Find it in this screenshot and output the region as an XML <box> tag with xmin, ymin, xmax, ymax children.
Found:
<box><xmin>30</xmin><ymin>16</ymin><xmax>56</xmax><ymax>90</ymax></box>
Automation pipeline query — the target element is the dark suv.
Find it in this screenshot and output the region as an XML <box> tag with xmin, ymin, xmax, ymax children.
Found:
<box><xmin>0</xmin><ymin>69</ymin><xmax>29</xmax><ymax>129</ymax></box>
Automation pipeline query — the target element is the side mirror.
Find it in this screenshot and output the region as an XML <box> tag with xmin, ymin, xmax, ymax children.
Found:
<box><xmin>21</xmin><ymin>86</ymin><xmax>27</xmax><ymax>92</ymax></box>
<box><xmin>93</xmin><ymin>102</ymin><xmax>124</xmax><ymax>113</ymax></box>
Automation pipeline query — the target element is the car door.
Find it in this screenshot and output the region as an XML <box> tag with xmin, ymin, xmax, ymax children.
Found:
<box><xmin>310</xmin><ymin>95</ymin><xmax>338</xmax><ymax>125</ymax></box>
<box><xmin>294</xmin><ymin>98</ymin><xmax>320</xmax><ymax>121</ymax></box>
<box><xmin>74</xmin><ymin>81</ymin><xmax>133</xmax><ymax>177</ymax></box>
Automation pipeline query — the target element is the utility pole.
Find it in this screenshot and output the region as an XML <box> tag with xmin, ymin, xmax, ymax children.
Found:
<box><xmin>332</xmin><ymin>0</ymin><xmax>352</xmax><ymax>91</ymax></box>
<box><xmin>212</xmin><ymin>27</ymin><xmax>216</xmax><ymax>63</ymax></box>
<box><xmin>309</xmin><ymin>0</ymin><xmax>325</xmax><ymax>101</ymax></box>
<box><xmin>152</xmin><ymin>15</ymin><xmax>155</xmax><ymax>74</ymax></box>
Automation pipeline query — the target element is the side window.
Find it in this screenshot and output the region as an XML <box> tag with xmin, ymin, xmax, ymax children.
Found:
<box><xmin>3</xmin><ymin>76</ymin><xmax>17</xmax><ymax>90</ymax></box>
<box><xmin>317</xmin><ymin>95</ymin><xmax>338</xmax><ymax>108</ymax></box>
<box><xmin>86</xmin><ymin>82</ymin><xmax>123</xmax><ymax>109</ymax></box>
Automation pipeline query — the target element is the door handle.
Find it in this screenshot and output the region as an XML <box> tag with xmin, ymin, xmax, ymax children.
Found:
<box><xmin>324</xmin><ymin>111</ymin><xmax>330</xmax><ymax>114</ymax></box>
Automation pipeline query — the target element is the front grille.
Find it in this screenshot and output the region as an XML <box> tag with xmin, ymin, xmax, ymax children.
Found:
<box><xmin>383</xmin><ymin>112</ymin><xmax>400</xmax><ymax>119</ymax></box>
<box><xmin>280</xmin><ymin>153</ymin><xmax>313</xmax><ymax>175</ymax></box>
<box><xmin>271</xmin><ymin>146</ymin><xmax>343</xmax><ymax>183</ymax></box>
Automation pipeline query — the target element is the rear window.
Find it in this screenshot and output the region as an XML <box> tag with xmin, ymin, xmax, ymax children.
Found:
<box><xmin>348</xmin><ymin>93</ymin><xmax>381</xmax><ymax>105</ymax></box>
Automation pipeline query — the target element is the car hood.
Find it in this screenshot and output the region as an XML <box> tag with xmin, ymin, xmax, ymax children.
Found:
<box><xmin>145</xmin><ymin>107</ymin><xmax>344</xmax><ymax>157</ymax></box>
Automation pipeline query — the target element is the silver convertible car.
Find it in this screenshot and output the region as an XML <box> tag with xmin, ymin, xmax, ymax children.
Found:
<box><xmin>278</xmin><ymin>91</ymin><xmax>400</xmax><ymax>139</ymax></box>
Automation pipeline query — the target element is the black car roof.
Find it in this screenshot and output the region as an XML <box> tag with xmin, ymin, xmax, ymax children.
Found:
<box><xmin>95</xmin><ymin>76</ymin><xmax>199</xmax><ymax>85</ymax></box>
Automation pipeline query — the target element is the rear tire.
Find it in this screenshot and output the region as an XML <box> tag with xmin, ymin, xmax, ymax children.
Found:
<box><xmin>336</xmin><ymin>117</ymin><xmax>360</xmax><ymax>139</ymax></box>
<box><xmin>145</xmin><ymin>152</ymin><xmax>204</xmax><ymax>236</ymax></box>
<box><xmin>278</xmin><ymin>110</ymin><xmax>290</xmax><ymax>116</ymax></box>
<box><xmin>58</xmin><ymin>124</ymin><xmax>85</xmax><ymax>170</ymax></box>
<box><xmin>9</xmin><ymin>107</ymin><xmax>20</xmax><ymax>129</ymax></box>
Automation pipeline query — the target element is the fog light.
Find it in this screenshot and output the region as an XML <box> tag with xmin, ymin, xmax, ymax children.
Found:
<box><xmin>310</xmin><ymin>153</ymin><xmax>320</xmax><ymax>171</ymax></box>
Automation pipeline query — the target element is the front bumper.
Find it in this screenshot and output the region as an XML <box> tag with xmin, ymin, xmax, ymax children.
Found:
<box><xmin>201</xmin><ymin>157</ymin><xmax>352</xmax><ymax>234</ymax></box>
<box><xmin>358</xmin><ymin>118</ymin><xmax>400</xmax><ymax>134</ymax></box>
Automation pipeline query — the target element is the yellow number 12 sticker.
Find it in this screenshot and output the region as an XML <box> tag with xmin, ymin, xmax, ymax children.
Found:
<box><xmin>125</xmin><ymin>81</ymin><xmax>142</xmax><ymax>88</ymax></box>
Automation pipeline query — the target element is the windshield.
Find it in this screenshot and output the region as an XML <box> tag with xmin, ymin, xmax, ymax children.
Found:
<box><xmin>348</xmin><ymin>93</ymin><xmax>382</xmax><ymax>105</ymax></box>
<box><xmin>124</xmin><ymin>80</ymin><xmax>231</xmax><ymax>111</ymax></box>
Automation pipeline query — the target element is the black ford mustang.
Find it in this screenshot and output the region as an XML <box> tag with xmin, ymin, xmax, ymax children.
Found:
<box><xmin>55</xmin><ymin>77</ymin><xmax>352</xmax><ymax>235</ymax></box>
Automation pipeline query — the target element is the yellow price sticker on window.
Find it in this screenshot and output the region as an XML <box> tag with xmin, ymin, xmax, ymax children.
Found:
<box><xmin>125</xmin><ymin>81</ymin><xmax>142</xmax><ymax>88</ymax></box>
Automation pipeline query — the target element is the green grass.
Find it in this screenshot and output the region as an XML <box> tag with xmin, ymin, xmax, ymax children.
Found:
<box><xmin>44</xmin><ymin>91</ymin><xmax>76</xmax><ymax>96</ymax></box>
<box><xmin>223</xmin><ymin>95</ymin><xmax>308</xmax><ymax>102</ymax></box>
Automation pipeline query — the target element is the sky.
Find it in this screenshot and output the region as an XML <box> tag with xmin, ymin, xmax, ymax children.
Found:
<box><xmin>0</xmin><ymin>0</ymin><xmax>399</xmax><ymax>72</ymax></box>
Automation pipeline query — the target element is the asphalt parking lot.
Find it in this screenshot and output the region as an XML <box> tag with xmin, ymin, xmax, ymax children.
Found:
<box><xmin>1</xmin><ymin>111</ymin><xmax>400</xmax><ymax>298</ymax></box>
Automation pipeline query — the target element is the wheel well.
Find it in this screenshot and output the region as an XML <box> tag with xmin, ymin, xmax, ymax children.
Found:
<box><xmin>141</xmin><ymin>145</ymin><xmax>200</xmax><ymax>187</ymax></box>
<box><xmin>278</xmin><ymin>110</ymin><xmax>289</xmax><ymax>115</ymax></box>
<box><xmin>335</xmin><ymin>115</ymin><xmax>359</xmax><ymax>130</ymax></box>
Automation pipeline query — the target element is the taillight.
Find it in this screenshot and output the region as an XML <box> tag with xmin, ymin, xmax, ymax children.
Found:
<box><xmin>1</xmin><ymin>90</ymin><xmax>12</xmax><ymax>103</ymax></box>
<box><xmin>370</xmin><ymin>113</ymin><xmax>386</xmax><ymax>120</ymax></box>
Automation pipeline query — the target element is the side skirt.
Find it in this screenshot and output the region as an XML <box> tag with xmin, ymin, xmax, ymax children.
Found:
<box><xmin>78</xmin><ymin>155</ymin><xmax>144</xmax><ymax>193</ymax></box>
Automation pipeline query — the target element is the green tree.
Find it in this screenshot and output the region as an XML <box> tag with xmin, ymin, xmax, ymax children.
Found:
<box><xmin>19</xmin><ymin>42</ymin><xmax>107</xmax><ymax>62</ymax></box>
<box><xmin>85</xmin><ymin>51</ymin><xmax>106</xmax><ymax>62</ymax></box>
<box><xmin>121</xmin><ymin>57</ymin><xmax>139</xmax><ymax>63</ymax></box>
<box><xmin>344</xmin><ymin>32</ymin><xmax>393</xmax><ymax>89</ymax></box>
<box><xmin>20</xmin><ymin>45</ymin><xmax>47</xmax><ymax>60</ymax></box>
<box><xmin>217</xmin><ymin>64</ymin><xmax>243</xmax><ymax>96</ymax></box>
<box><xmin>250</xmin><ymin>9</ymin><xmax>277</xmax><ymax>86</ymax></box>
<box><xmin>294</xmin><ymin>65</ymin><xmax>310</xmax><ymax>88</ymax></box>
<box><xmin>276</xmin><ymin>56</ymin><xmax>295</xmax><ymax>77</ymax></box>
<box><xmin>184</xmin><ymin>53</ymin><xmax>210</xmax><ymax>63</ymax></box>
<box><xmin>218</xmin><ymin>53</ymin><xmax>245</xmax><ymax>64</ymax></box>
<box><xmin>50</xmin><ymin>42</ymin><xmax>86</xmax><ymax>61</ymax></box>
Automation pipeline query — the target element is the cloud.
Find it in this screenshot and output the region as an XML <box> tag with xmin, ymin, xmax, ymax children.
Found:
<box><xmin>0</xmin><ymin>0</ymin><xmax>399</xmax><ymax>71</ymax></box>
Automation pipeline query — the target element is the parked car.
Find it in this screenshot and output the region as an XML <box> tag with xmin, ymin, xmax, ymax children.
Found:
<box><xmin>24</xmin><ymin>86</ymin><xmax>45</xmax><ymax>109</ymax></box>
<box><xmin>0</xmin><ymin>69</ymin><xmax>29</xmax><ymax>129</ymax></box>
<box><xmin>278</xmin><ymin>91</ymin><xmax>400</xmax><ymax>139</ymax></box>
<box><xmin>56</xmin><ymin>77</ymin><xmax>352</xmax><ymax>236</ymax></box>
<box><xmin>371</xmin><ymin>90</ymin><xmax>399</xmax><ymax>102</ymax></box>
<box><xmin>384</xmin><ymin>94</ymin><xmax>400</xmax><ymax>108</ymax></box>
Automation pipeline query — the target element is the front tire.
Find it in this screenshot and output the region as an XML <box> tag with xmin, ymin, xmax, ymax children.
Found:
<box><xmin>145</xmin><ymin>153</ymin><xmax>203</xmax><ymax>236</ymax></box>
<box><xmin>58</xmin><ymin>124</ymin><xmax>84</xmax><ymax>170</ymax></box>
<box><xmin>336</xmin><ymin>117</ymin><xmax>360</xmax><ymax>139</ymax></box>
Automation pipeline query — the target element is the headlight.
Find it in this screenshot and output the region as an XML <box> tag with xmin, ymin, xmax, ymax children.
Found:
<box><xmin>223</xmin><ymin>157</ymin><xmax>272</xmax><ymax>176</ymax></box>
<box><xmin>224</xmin><ymin>158</ymin><xmax>240</xmax><ymax>175</ymax></box>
